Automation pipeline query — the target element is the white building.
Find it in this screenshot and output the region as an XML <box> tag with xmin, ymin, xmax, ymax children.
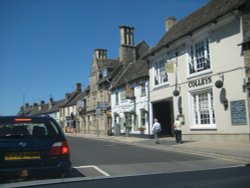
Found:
<box><xmin>111</xmin><ymin>63</ymin><xmax>150</xmax><ymax>136</ymax></box>
<box><xmin>111</xmin><ymin>26</ymin><xmax>150</xmax><ymax>136</ymax></box>
<box><xmin>145</xmin><ymin>0</ymin><xmax>250</xmax><ymax>142</ymax></box>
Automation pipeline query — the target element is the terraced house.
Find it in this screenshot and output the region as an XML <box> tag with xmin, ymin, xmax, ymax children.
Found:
<box><xmin>145</xmin><ymin>0</ymin><xmax>250</xmax><ymax>142</ymax></box>
<box><xmin>78</xmin><ymin>48</ymin><xmax>118</xmax><ymax>135</ymax></box>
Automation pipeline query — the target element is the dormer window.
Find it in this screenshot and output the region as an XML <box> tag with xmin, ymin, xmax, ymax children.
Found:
<box><xmin>102</xmin><ymin>68</ymin><xmax>108</xmax><ymax>78</ymax></box>
<box><xmin>189</xmin><ymin>38</ymin><xmax>210</xmax><ymax>74</ymax></box>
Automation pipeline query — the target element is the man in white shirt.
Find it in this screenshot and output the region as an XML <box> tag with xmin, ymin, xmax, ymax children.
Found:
<box><xmin>174</xmin><ymin>117</ymin><xmax>183</xmax><ymax>143</ymax></box>
<box><xmin>152</xmin><ymin>118</ymin><xmax>161</xmax><ymax>144</ymax></box>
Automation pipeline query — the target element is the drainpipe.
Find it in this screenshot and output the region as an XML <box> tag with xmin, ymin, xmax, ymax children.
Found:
<box><xmin>147</xmin><ymin>61</ymin><xmax>151</xmax><ymax>138</ymax></box>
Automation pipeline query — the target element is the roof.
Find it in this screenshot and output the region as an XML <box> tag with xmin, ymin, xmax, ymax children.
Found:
<box><xmin>91</xmin><ymin>58</ymin><xmax>119</xmax><ymax>75</ymax></box>
<box><xmin>65</xmin><ymin>91</ymin><xmax>87</xmax><ymax>107</ymax></box>
<box><xmin>112</xmin><ymin>59</ymin><xmax>149</xmax><ymax>88</ymax></box>
<box><xmin>146</xmin><ymin>0</ymin><xmax>248</xmax><ymax>57</ymax></box>
<box><xmin>97</xmin><ymin>59</ymin><xmax>119</xmax><ymax>70</ymax></box>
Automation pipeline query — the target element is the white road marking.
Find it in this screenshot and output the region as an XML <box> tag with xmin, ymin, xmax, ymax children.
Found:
<box><xmin>74</xmin><ymin>165</ymin><xmax>110</xmax><ymax>176</ymax></box>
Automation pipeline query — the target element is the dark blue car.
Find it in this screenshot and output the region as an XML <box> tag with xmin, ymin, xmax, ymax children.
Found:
<box><xmin>0</xmin><ymin>116</ymin><xmax>71</xmax><ymax>181</ymax></box>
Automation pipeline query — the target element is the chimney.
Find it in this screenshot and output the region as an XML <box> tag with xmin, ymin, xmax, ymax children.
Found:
<box><xmin>76</xmin><ymin>83</ymin><xmax>82</xmax><ymax>93</ymax></box>
<box><xmin>119</xmin><ymin>25</ymin><xmax>136</xmax><ymax>64</ymax></box>
<box><xmin>39</xmin><ymin>101</ymin><xmax>45</xmax><ymax>111</ymax></box>
<box><xmin>49</xmin><ymin>98</ymin><xmax>53</xmax><ymax>109</ymax></box>
<box><xmin>25</xmin><ymin>103</ymin><xmax>29</xmax><ymax>108</ymax></box>
<box><xmin>94</xmin><ymin>49</ymin><xmax>107</xmax><ymax>59</ymax></box>
<box><xmin>33</xmin><ymin>103</ymin><xmax>38</xmax><ymax>109</ymax></box>
<box><xmin>119</xmin><ymin>25</ymin><xmax>134</xmax><ymax>46</ymax></box>
<box><xmin>165</xmin><ymin>16</ymin><xmax>176</xmax><ymax>32</ymax></box>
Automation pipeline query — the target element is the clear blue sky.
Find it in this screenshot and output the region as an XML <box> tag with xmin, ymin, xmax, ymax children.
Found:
<box><xmin>0</xmin><ymin>0</ymin><xmax>208</xmax><ymax>115</ymax></box>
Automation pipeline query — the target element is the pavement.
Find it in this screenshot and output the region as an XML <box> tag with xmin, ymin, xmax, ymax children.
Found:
<box><xmin>67</xmin><ymin>133</ymin><xmax>250</xmax><ymax>165</ymax></box>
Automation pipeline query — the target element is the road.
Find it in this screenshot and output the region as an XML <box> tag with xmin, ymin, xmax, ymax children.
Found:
<box><xmin>2</xmin><ymin>135</ymin><xmax>248</xmax><ymax>188</ymax></box>
<box><xmin>22</xmin><ymin>166</ymin><xmax>250</xmax><ymax>188</ymax></box>
<box><xmin>67</xmin><ymin>136</ymin><xmax>243</xmax><ymax>177</ymax></box>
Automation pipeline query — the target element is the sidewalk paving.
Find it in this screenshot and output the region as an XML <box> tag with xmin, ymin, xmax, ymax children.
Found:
<box><xmin>67</xmin><ymin>133</ymin><xmax>250</xmax><ymax>164</ymax></box>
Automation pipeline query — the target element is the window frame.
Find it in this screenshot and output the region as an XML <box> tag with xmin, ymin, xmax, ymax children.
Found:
<box><xmin>188</xmin><ymin>38</ymin><xmax>211</xmax><ymax>75</ymax></box>
<box><xmin>190</xmin><ymin>88</ymin><xmax>216</xmax><ymax>130</ymax></box>
<box><xmin>154</xmin><ymin>59</ymin><xmax>168</xmax><ymax>87</ymax></box>
<box><xmin>140</xmin><ymin>83</ymin><xmax>146</xmax><ymax>97</ymax></box>
<box><xmin>115</xmin><ymin>92</ymin><xmax>119</xmax><ymax>105</ymax></box>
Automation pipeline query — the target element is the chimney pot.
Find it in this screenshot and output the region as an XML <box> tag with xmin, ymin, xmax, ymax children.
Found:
<box><xmin>94</xmin><ymin>49</ymin><xmax>107</xmax><ymax>59</ymax></box>
<box><xmin>119</xmin><ymin>25</ymin><xmax>134</xmax><ymax>46</ymax></box>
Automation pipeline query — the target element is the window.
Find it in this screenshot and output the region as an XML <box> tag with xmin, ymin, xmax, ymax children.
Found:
<box><xmin>140</xmin><ymin>109</ymin><xmax>147</xmax><ymax>127</ymax></box>
<box><xmin>92</xmin><ymin>93</ymin><xmax>97</xmax><ymax>108</ymax></box>
<box><xmin>125</xmin><ymin>112</ymin><xmax>132</xmax><ymax>128</ymax></box>
<box><xmin>191</xmin><ymin>89</ymin><xmax>216</xmax><ymax>129</ymax></box>
<box><xmin>154</xmin><ymin>60</ymin><xmax>168</xmax><ymax>86</ymax></box>
<box><xmin>140</xmin><ymin>84</ymin><xmax>146</xmax><ymax>97</ymax></box>
<box><xmin>115</xmin><ymin>92</ymin><xmax>119</xmax><ymax>105</ymax></box>
<box><xmin>124</xmin><ymin>112</ymin><xmax>137</xmax><ymax>130</ymax></box>
<box><xmin>189</xmin><ymin>39</ymin><xmax>210</xmax><ymax>74</ymax></box>
<box><xmin>120</xmin><ymin>89</ymin><xmax>126</xmax><ymax>102</ymax></box>
<box><xmin>100</xmin><ymin>91</ymin><xmax>104</xmax><ymax>102</ymax></box>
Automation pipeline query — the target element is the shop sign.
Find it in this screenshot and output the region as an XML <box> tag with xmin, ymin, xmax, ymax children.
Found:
<box><xmin>188</xmin><ymin>76</ymin><xmax>212</xmax><ymax>88</ymax></box>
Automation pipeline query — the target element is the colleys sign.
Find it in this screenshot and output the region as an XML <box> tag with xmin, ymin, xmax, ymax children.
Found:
<box><xmin>188</xmin><ymin>76</ymin><xmax>212</xmax><ymax>88</ymax></box>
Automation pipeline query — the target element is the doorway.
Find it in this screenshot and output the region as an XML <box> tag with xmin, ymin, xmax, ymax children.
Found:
<box><xmin>153</xmin><ymin>99</ymin><xmax>174</xmax><ymax>137</ymax></box>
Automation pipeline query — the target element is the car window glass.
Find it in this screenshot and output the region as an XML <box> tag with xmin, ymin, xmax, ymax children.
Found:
<box><xmin>0</xmin><ymin>119</ymin><xmax>60</xmax><ymax>138</ymax></box>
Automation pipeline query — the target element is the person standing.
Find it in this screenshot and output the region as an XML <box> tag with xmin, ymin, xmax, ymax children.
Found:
<box><xmin>174</xmin><ymin>117</ymin><xmax>183</xmax><ymax>143</ymax></box>
<box><xmin>152</xmin><ymin>118</ymin><xmax>161</xmax><ymax>144</ymax></box>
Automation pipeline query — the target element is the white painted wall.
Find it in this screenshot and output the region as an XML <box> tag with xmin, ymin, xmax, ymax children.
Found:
<box><xmin>111</xmin><ymin>80</ymin><xmax>150</xmax><ymax>135</ymax></box>
<box><xmin>148</xmin><ymin>13</ymin><xmax>249</xmax><ymax>141</ymax></box>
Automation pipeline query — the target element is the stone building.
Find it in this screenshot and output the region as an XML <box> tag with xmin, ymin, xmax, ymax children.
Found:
<box><xmin>79</xmin><ymin>49</ymin><xmax>118</xmax><ymax>135</ymax></box>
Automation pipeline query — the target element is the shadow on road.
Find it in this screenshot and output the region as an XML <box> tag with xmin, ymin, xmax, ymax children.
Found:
<box><xmin>70</xmin><ymin>168</ymin><xmax>85</xmax><ymax>177</ymax></box>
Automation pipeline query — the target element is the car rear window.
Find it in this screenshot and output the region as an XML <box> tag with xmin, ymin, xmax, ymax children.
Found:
<box><xmin>0</xmin><ymin>118</ymin><xmax>60</xmax><ymax>138</ymax></box>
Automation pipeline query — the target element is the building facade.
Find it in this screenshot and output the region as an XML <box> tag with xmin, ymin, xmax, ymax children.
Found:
<box><xmin>110</xmin><ymin>26</ymin><xmax>150</xmax><ymax>136</ymax></box>
<box><xmin>145</xmin><ymin>0</ymin><xmax>250</xmax><ymax>142</ymax></box>
<box><xmin>79</xmin><ymin>49</ymin><xmax>118</xmax><ymax>136</ymax></box>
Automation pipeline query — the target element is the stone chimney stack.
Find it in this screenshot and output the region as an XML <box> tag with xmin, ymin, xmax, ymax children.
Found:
<box><xmin>165</xmin><ymin>16</ymin><xmax>176</xmax><ymax>32</ymax></box>
<box><xmin>49</xmin><ymin>98</ymin><xmax>53</xmax><ymax>109</ymax></box>
<box><xmin>76</xmin><ymin>83</ymin><xmax>82</xmax><ymax>93</ymax></box>
<box><xmin>94</xmin><ymin>49</ymin><xmax>107</xmax><ymax>59</ymax></box>
<box><xmin>119</xmin><ymin>25</ymin><xmax>136</xmax><ymax>65</ymax></box>
<box><xmin>119</xmin><ymin>25</ymin><xmax>134</xmax><ymax>46</ymax></box>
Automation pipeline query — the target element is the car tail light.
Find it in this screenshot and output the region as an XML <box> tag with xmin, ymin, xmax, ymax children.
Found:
<box><xmin>49</xmin><ymin>141</ymin><xmax>70</xmax><ymax>156</ymax></box>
